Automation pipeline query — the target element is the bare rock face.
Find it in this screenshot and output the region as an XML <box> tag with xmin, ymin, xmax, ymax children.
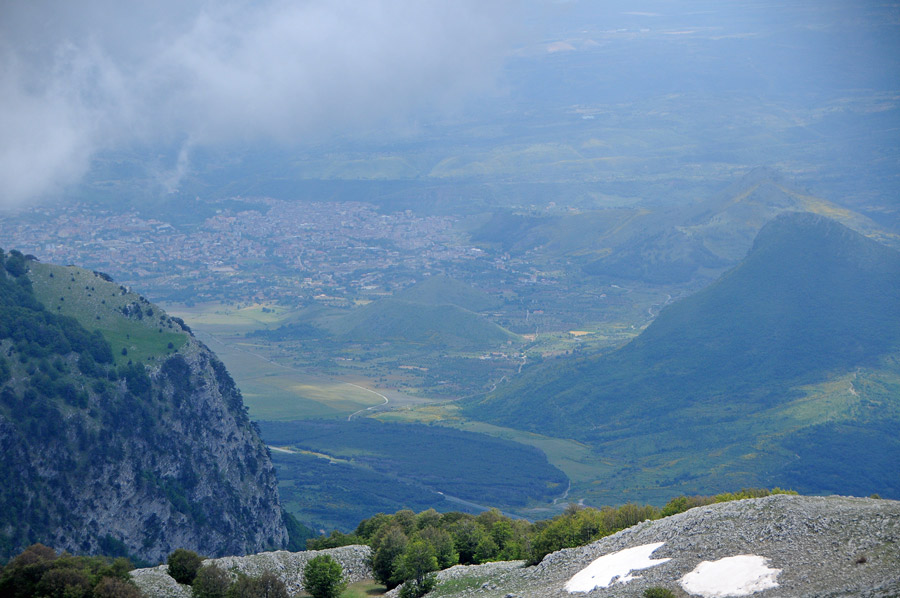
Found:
<box><xmin>0</xmin><ymin>260</ymin><xmax>287</xmax><ymax>563</ymax></box>
<box><xmin>421</xmin><ymin>495</ymin><xmax>900</xmax><ymax>598</ymax></box>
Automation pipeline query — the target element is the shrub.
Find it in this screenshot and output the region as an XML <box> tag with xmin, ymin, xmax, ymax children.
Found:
<box><xmin>251</xmin><ymin>571</ymin><xmax>288</xmax><ymax>598</ymax></box>
<box><xmin>167</xmin><ymin>549</ymin><xmax>203</xmax><ymax>585</ymax></box>
<box><xmin>35</xmin><ymin>567</ymin><xmax>91</xmax><ymax>598</ymax></box>
<box><xmin>371</xmin><ymin>527</ymin><xmax>408</xmax><ymax>588</ymax></box>
<box><xmin>192</xmin><ymin>564</ymin><xmax>231</xmax><ymax>598</ymax></box>
<box><xmin>394</xmin><ymin>538</ymin><xmax>439</xmax><ymax>598</ymax></box>
<box><xmin>226</xmin><ymin>572</ymin><xmax>288</xmax><ymax>598</ymax></box>
<box><xmin>302</xmin><ymin>555</ymin><xmax>346</xmax><ymax>598</ymax></box>
<box><xmin>397</xmin><ymin>575</ymin><xmax>436</xmax><ymax>598</ymax></box>
<box><xmin>93</xmin><ymin>577</ymin><xmax>143</xmax><ymax>598</ymax></box>
<box><xmin>643</xmin><ymin>588</ymin><xmax>676</xmax><ymax>598</ymax></box>
<box><xmin>0</xmin><ymin>545</ymin><xmax>138</xmax><ymax>598</ymax></box>
<box><xmin>660</xmin><ymin>495</ymin><xmax>715</xmax><ymax>518</ymax></box>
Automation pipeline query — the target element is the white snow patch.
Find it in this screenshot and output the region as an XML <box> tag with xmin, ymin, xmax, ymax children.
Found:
<box><xmin>565</xmin><ymin>542</ymin><xmax>671</xmax><ymax>593</ymax></box>
<box><xmin>680</xmin><ymin>555</ymin><xmax>781</xmax><ymax>597</ymax></box>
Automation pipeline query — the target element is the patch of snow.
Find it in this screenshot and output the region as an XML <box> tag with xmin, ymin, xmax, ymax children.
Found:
<box><xmin>680</xmin><ymin>555</ymin><xmax>781</xmax><ymax>597</ymax></box>
<box><xmin>565</xmin><ymin>542</ymin><xmax>671</xmax><ymax>593</ymax></box>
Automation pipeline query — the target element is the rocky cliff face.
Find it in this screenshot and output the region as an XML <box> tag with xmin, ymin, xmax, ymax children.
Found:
<box><xmin>419</xmin><ymin>495</ymin><xmax>900</xmax><ymax>598</ymax></box>
<box><xmin>0</xmin><ymin>254</ymin><xmax>287</xmax><ymax>563</ymax></box>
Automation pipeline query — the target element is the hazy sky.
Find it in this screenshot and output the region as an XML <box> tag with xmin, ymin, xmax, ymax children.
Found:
<box><xmin>1</xmin><ymin>0</ymin><xmax>898</xmax><ymax>209</ymax></box>
<box><xmin>0</xmin><ymin>0</ymin><xmax>517</xmax><ymax>207</ymax></box>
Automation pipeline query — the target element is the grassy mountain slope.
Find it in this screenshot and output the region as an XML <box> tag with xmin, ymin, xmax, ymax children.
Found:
<box><xmin>464</xmin><ymin>213</ymin><xmax>900</xmax><ymax>500</ymax></box>
<box><xmin>326</xmin><ymin>298</ymin><xmax>517</xmax><ymax>349</ymax></box>
<box><xmin>27</xmin><ymin>261</ymin><xmax>188</xmax><ymax>365</ymax></box>
<box><xmin>394</xmin><ymin>275</ymin><xmax>501</xmax><ymax>313</ymax></box>
<box><xmin>252</xmin><ymin>276</ymin><xmax>510</xmax><ymax>351</ymax></box>
<box><xmin>0</xmin><ymin>250</ymin><xmax>287</xmax><ymax>562</ymax></box>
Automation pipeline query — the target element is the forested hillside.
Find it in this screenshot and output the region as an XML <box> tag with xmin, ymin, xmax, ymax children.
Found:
<box><xmin>0</xmin><ymin>249</ymin><xmax>288</xmax><ymax>562</ymax></box>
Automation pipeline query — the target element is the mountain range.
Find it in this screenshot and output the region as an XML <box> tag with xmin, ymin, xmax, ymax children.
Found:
<box><xmin>465</xmin><ymin>212</ymin><xmax>900</xmax><ymax>501</ymax></box>
<box><xmin>472</xmin><ymin>168</ymin><xmax>898</xmax><ymax>286</ymax></box>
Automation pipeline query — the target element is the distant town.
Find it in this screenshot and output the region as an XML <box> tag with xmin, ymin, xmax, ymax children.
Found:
<box><xmin>3</xmin><ymin>197</ymin><xmax>512</xmax><ymax>306</ymax></box>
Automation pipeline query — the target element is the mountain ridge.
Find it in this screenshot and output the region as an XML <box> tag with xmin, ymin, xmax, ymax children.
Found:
<box><xmin>0</xmin><ymin>250</ymin><xmax>288</xmax><ymax>562</ymax></box>
<box><xmin>464</xmin><ymin>213</ymin><xmax>900</xmax><ymax>501</ymax></box>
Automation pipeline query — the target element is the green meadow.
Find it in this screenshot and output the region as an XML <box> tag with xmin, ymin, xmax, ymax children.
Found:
<box><xmin>29</xmin><ymin>263</ymin><xmax>187</xmax><ymax>365</ymax></box>
<box><xmin>164</xmin><ymin>303</ymin><xmax>394</xmax><ymax>420</ymax></box>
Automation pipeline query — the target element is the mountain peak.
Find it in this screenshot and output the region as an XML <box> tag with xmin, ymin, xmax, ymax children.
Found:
<box><xmin>466</xmin><ymin>215</ymin><xmax>900</xmax><ymax>501</ymax></box>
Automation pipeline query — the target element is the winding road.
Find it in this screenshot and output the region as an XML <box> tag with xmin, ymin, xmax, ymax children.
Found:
<box><xmin>346</xmin><ymin>383</ymin><xmax>390</xmax><ymax>420</ymax></box>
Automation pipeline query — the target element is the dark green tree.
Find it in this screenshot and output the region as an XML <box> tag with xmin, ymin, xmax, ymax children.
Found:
<box><xmin>35</xmin><ymin>567</ymin><xmax>91</xmax><ymax>598</ymax></box>
<box><xmin>253</xmin><ymin>571</ymin><xmax>289</xmax><ymax>598</ymax></box>
<box><xmin>0</xmin><ymin>544</ymin><xmax>58</xmax><ymax>598</ymax></box>
<box><xmin>191</xmin><ymin>564</ymin><xmax>231</xmax><ymax>598</ymax></box>
<box><xmin>226</xmin><ymin>572</ymin><xmax>287</xmax><ymax>598</ymax></box>
<box><xmin>417</xmin><ymin>527</ymin><xmax>457</xmax><ymax>569</ymax></box>
<box><xmin>395</xmin><ymin>538</ymin><xmax>438</xmax><ymax>598</ymax></box>
<box><xmin>226</xmin><ymin>574</ymin><xmax>255</xmax><ymax>598</ymax></box>
<box><xmin>371</xmin><ymin>527</ymin><xmax>407</xmax><ymax>589</ymax></box>
<box><xmin>167</xmin><ymin>549</ymin><xmax>203</xmax><ymax>585</ymax></box>
<box><xmin>93</xmin><ymin>577</ymin><xmax>143</xmax><ymax>598</ymax></box>
<box><xmin>449</xmin><ymin>519</ymin><xmax>486</xmax><ymax>565</ymax></box>
<box><xmin>302</xmin><ymin>555</ymin><xmax>346</xmax><ymax>598</ymax></box>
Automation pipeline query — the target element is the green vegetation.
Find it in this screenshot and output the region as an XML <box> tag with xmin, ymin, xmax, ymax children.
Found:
<box><xmin>328</xmin><ymin>299</ymin><xmax>516</xmax><ymax>349</ymax></box>
<box><xmin>302</xmin><ymin>555</ymin><xmax>346</xmax><ymax>598</ymax></box>
<box><xmin>337</xmin><ymin>580</ymin><xmax>387</xmax><ymax>598</ymax></box>
<box><xmin>226</xmin><ymin>571</ymin><xmax>288</xmax><ymax>598</ymax></box>
<box><xmin>192</xmin><ymin>564</ymin><xmax>232</xmax><ymax>598</ymax></box>
<box><xmin>0</xmin><ymin>250</ymin><xmax>278</xmax><ymax>563</ymax></box>
<box><xmin>255</xmin><ymin>276</ymin><xmax>516</xmax><ymax>352</ymax></box>
<box><xmin>393</xmin><ymin>275</ymin><xmax>500</xmax><ymax>313</ymax></box>
<box><xmin>167</xmin><ymin>549</ymin><xmax>203</xmax><ymax>585</ymax></box>
<box><xmin>465</xmin><ymin>214</ymin><xmax>900</xmax><ymax>501</ymax></box>
<box><xmin>271</xmin><ymin>449</ymin><xmax>446</xmax><ymax>534</ymax></box>
<box><xmin>260</xmin><ymin>418</ymin><xmax>568</xmax><ymax>532</ymax></box>
<box><xmin>643</xmin><ymin>588</ymin><xmax>676</xmax><ymax>598</ymax></box>
<box><xmin>189</xmin><ymin>565</ymin><xmax>290</xmax><ymax>598</ymax></box>
<box><xmin>27</xmin><ymin>261</ymin><xmax>188</xmax><ymax>365</ymax></box>
<box><xmin>472</xmin><ymin>208</ymin><xmax>730</xmax><ymax>284</ymax></box>
<box><xmin>283</xmin><ymin>510</ymin><xmax>316</xmax><ymax>552</ymax></box>
<box><xmin>0</xmin><ymin>544</ymin><xmax>139</xmax><ymax>598</ymax></box>
<box><xmin>307</xmin><ymin>489</ymin><xmax>792</xmax><ymax>591</ymax></box>
<box><xmin>261</xmin><ymin>419</ymin><xmax>566</xmax><ymax>506</ymax></box>
<box><xmin>242</xmin><ymin>377</ymin><xmax>386</xmax><ymax>421</ymax></box>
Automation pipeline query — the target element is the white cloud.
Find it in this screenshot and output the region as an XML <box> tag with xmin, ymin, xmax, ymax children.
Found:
<box><xmin>0</xmin><ymin>0</ymin><xmax>516</xmax><ymax>207</ymax></box>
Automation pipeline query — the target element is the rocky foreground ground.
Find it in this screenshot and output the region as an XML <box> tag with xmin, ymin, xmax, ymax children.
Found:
<box><xmin>131</xmin><ymin>545</ymin><xmax>372</xmax><ymax>597</ymax></box>
<box><xmin>428</xmin><ymin>495</ymin><xmax>900</xmax><ymax>598</ymax></box>
<box><xmin>133</xmin><ymin>495</ymin><xmax>899</xmax><ymax>598</ymax></box>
